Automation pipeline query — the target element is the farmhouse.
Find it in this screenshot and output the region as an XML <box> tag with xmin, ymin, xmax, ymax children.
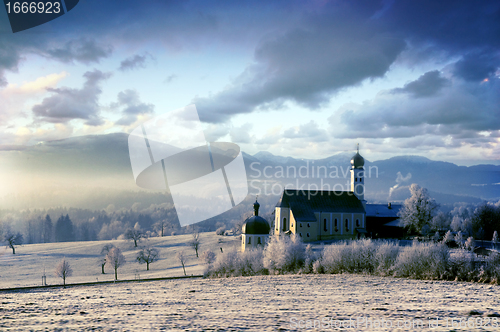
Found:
<box><xmin>273</xmin><ymin>146</ymin><xmax>401</xmax><ymax>242</ymax></box>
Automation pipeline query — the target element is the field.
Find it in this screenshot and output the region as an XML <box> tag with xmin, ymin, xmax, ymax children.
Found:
<box><xmin>2</xmin><ymin>274</ymin><xmax>500</xmax><ymax>331</ymax></box>
<box><xmin>0</xmin><ymin>233</ymin><xmax>240</xmax><ymax>289</ymax></box>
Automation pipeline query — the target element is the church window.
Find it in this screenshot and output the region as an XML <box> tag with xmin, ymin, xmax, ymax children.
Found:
<box><xmin>324</xmin><ymin>219</ymin><xmax>328</xmax><ymax>231</ymax></box>
<box><xmin>356</xmin><ymin>219</ymin><xmax>360</xmax><ymax>227</ymax></box>
<box><xmin>299</xmin><ymin>233</ymin><xmax>302</xmax><ymax>237</ymax></box>
<box><xmin>345</xmin><ymin>219</ymin><xmax>349</xmax><ymax>231</ymax></box>
<box><xmin>282</xmin><ymin>218</ymin><xmax>287</xmax><ymax>231</ymax></box>
<box><xmin>355</xmin><ymin>177</ymin><xmax>357</xmax><ymax>182</ymax></box>
<box><xmin>307</xmin><ymin>223</ymin><xmax>310</xmax><ymax>227</ymax></box>
<box><xmin>334</xmin><ymin>219</ymin><xmax>338</xmax><ymax>227</ymax></box>
<box><xmin>307</xmin><ymin>233</ymin><xmax>310</xmax><ymax>237</ymax></box>
<box><xmin>257</xmin><ymin>237</ymin><xmax>261</xmax><ymax>244</ymax></box>
<box><xmin>300</xmin><ymin>223</ymin><xmax>302</xmax><ymax>228</ymax></box>
<box><xmin>248</xmin><ymin>237</ymin><xmax>251</xmax><ymax>244</ymax></box>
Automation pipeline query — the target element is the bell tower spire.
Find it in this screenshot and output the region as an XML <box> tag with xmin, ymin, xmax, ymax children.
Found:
<box><xmin>350</xmin><ymin>144</ymin><xmax>366</xmax><ymax>208</ymax></box>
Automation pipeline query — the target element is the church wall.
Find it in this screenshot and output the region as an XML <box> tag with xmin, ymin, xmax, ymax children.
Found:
<box><xmin>241</xmin><ymin>234</ymin><xmax>269</xmax><ymax>251</ymax></box>
<box><xmin>275</xmin><ymin>207</ymin><xmax>290</xmax><ymax>235</ymax></box>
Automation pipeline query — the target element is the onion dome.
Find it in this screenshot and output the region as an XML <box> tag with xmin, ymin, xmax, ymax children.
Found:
<box><xmin>351</xmin><ymin>143</ymin><xmax>365</xmax><ymax>169</ymax></box>
<box><xmin>242</xmin><ymin>197</ymin><xmax>270</xmax><ymax>234</ymax></box>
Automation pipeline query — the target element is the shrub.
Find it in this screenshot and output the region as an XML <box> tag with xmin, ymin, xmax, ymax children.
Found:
<box><xmin>392</xmin><ymin>242</ymin><xmax>449</xmax><ymax>280</ymax></box>
<box><xmin>263</xmin><ymin>234</ymin><xmax>305</xmax><ymax>274</ymax></box>
<box><xmin>206</xmin><ymin>249</ymin><xmax>267</xmax><ymax>277</ymax></box>
<box><xmin>216</xmin><ymin>227</ymin><xmax>226</xmax><ymax>236</ymax></box>
<box><xmin>374</xmin><ymin>241</ymin><xmax>400</xmax><ymax>276</ymax></box>
<box><xmin>448</xmin><ymin>249</ymin><xmax>477</xmax><ymax>282</ymax></box>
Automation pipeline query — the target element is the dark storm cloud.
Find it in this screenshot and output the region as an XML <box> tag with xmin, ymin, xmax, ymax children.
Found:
<box><xmin>118</xmin><ymin>53</ymin><xmax>151</xmax><ymax>71</ymax></box>
<box><xmin>195</xmin><ymin>15</ymin><xmax>406</xmax><ymax>123</ymax></box>
<box><xmin>453</xmin><ymin>50</ymin><xmax>499</xmax><ymax>82</ymax></box>
<box><xmin>390</xmin><ymin>71</ymin><xmax>450</xmax><ymax>98</ymax></box>
<box><xmin>32</xmin><ymin>70</ymin><xmax>111</xmax><ymax>125</ymax></box>
<box><xmin>111</xmin><ymin>90</ymin><xmax>154</xmax><ymax>126</ymax></box>
<box><xmin>195</xmin><ymin>0</ymin><xmax>500</xmax><ymax>123</ymax></box>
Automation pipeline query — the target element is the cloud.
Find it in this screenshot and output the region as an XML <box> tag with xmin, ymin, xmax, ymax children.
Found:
<box><xmin>32</xmin><ymin>70</ymin><xmax>111</xmax><ymax>125</ymax></box>
<box><xmin>111</xmin><ymin>89</ymin><xmax>155</xmax><ymax>126</ymax></box>
<box><xmin>44</xmin><ymin>38</ymin><xmax>112</xmax><ymax>64</ymax></box>
<box><xmin>331</xmin><ymin>68</ymin><xmax>500</xmax><ymax>149</ymax></box>
<box><xmin>118</xmin><ymin>53</ymin><xmax>152</xmax><ymax>71</ymax></box>
<box><xmin>195</xmin><ymin>17</ymin><xmax>406</xmax><ymax>123</ymax></box>
<box><xmin>163</xmin><ymin>75</ymin><xmax>178</xmax><ymax>84</ymax></box>
<box><xmin>283</xmin><ymin>121</ymin><xmax>328</xmax><ymax>142</ymax></box>
<box><xmin>229</xmin><ymin>123</ymin><xmax>253</xmax><ymax>144</ymax></box>
<box><xmin>390</xmin><ymin>70</ymin><xmax>450</xmax><ymax>97</ymax></box>
<box><xmin>453</xmin><ymin>50</ymin><xmax>499</xmax><ymax>82</ymax></box>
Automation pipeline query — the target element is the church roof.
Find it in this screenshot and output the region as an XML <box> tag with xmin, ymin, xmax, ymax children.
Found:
<box><xmin>365</xmin><ymin>204</ymin><xmax>401</xmax><ymax>218</ymax></box>
<box><xmin>276</xmin><ymin>189</ymin><xmax>365</xmax><ymax>222</ymax></box>
<box><xmin>242</xmin><ymin>216</ymin><xmax>271</xmax><ymax>234</ymax></box>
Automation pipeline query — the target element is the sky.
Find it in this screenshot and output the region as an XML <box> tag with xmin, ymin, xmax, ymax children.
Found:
<box><xmin>0</xmin><ymin>0</ymin><xmax>499</xmax><ymax>166</ymax></box>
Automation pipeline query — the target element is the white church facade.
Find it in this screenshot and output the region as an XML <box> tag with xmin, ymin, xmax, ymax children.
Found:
<box><xmin>274</xmin><ymin>146</ymin><xmax>369</xmax><ymax>241</ymax></box>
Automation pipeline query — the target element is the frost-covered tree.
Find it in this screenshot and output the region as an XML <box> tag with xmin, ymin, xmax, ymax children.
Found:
<box><xmin>176</xmin><ymin>251</ymin><xmax>187</xmax><ymax>276</ymax></box>
<box><xmin>55</xmin><ymin>258</ymin><xmax>72</xmax><ymax>286</ymax></box>
<box><xmin>189</xmin><ymin>231</ymin><xmax>200</xmax><ymax>258</ymax></box>
<box><xmin>442</xmin><ymin>230</ymin><xmax>454</xmax><ymax>244</ymax></box>
<box><xmin>136</xmin><ymin>247</ymin><xmax>160</xmax><ymax>271</ymax></box>
<box><xmin>263</xmin><ymin>234</ymin><xmax>305</xmax><ymax>273</ymax></box>
<box><xmin>200</xmin><ymin>250</ymin><xmax>216</xmax><ymax>265</ymax></box>
<box><xmin>106</xmin><ymin>247</ymin><xmax>126</xmax><ymax>280</ymax></box>
<box><xmin>99</xmin><ymin>243</ymin><xmax>115</xmax><ymax>274</ymax></box>
<box><xmin>431</xmin><ymin>211</ymin><xmax>450</xmax><ymax>232</ymax></box>
<box><xmin>454</xmin><ymin>231</ymin><xmax>463</xmax><ymax>248</ymax></box>
<box><xmin>398</xmin><ymin>184</ymin><xmax>439</xmax><ymax>234</ymax></box>
<box><xmin>464</xmin><ymin>237</ymin><xmax>476</xmax><ymax>252</ymax></box>
<box><xmin>492</xmin><ymin>231</ymin><xmax>498</xmax><ymax>250</ymax></box>
<box><xmin>450</xmin><ymin>215</ymin><xmax>462</xmax><ymax>232</ymax></box>
<box><xmin>124</xmin><ymin>223</ymin><xmax>146</xmax><ymax>247</ymax></box>
<box><xmin>3</xmin><ymin>231</ymin><xmax>23</xmax><ymax>254</ymax></box>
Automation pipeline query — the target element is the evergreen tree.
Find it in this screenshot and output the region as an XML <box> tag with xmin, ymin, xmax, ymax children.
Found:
<box><xmin>55</xmin><ymin>214</ymin><xmax>75</xmax><ymax>242</ymax></box>
<box><xmin>42</xmin><ymin>215</ymin><xmax>53</xmax><ymax>243</ymax></box>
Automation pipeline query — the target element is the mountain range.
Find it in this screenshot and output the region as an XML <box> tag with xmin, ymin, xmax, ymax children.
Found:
<box><xmin>0</xmin><ymin>133</ymin><xmax>498</xmax><ymax>210</ymax></box>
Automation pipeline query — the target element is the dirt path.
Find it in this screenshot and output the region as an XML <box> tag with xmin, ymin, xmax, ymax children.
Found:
<box><xmin>1</xmin><ymin>274</ymin><xmax>499</xmax><ymax>331</ymax></box>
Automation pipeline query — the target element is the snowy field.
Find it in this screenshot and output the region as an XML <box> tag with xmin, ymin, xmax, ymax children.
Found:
<box><xmin>0</xmin><ymin>233</ymin><xmax>240</xmax><ymax>289</ymax></box>
<box><xmin>1</xmin><ymin>274</ymin><xmax>500</xmax><ymax>331</ymax></box>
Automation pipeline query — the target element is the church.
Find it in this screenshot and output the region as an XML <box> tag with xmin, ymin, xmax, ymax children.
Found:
<box><xmin>273</xmin><ymin>146</ymin><xmax>401</xmax><ymax>242</ymax></box>
<box><xmin>241</xmin><ymin>146</ymin><xmax>401</xmax><ymax>249</ymax></box>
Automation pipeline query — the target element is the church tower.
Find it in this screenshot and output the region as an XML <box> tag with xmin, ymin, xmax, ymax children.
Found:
<box><xmin>350</xmin><ymin>144</ymin><xmax>366</xmax><ymax>209</ymax></box>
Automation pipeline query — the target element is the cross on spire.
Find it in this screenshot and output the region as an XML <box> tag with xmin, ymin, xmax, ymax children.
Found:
<box><xmin>357</xmin><ymin>143</ymin><xmax>359</xmax><ymax>153</ymax></box>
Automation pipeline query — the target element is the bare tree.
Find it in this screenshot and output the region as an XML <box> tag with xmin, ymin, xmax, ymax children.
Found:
<box><xmin>153</xmin><ymin>220</ymin><xmax>169</xmax><ymax>237</ymax></box>
<box><xmin>124</xmin><ymin>223</ymin><xmax>146</xmax><ymax>247</ymax></box>
<box><xmin>99</xmin><ymin>243</ymin><xmax>115</xmax><ymax>274</ymax></box>
<box><xmin>55</xmin><ymin>258</ymin><xmax>73</xmax><ymax>286</ymax></box>
<box><xmin>190</xmin><ymin>231</ymin><xmax>200</xmax><ymax>258</ymax></box>
<box><xmin>136</xmin><ymin>247</ymin><xmax>160</xmax><ymax>270</ymax></box>
<box><xmin>106</xmin><ymin>247</ymin><xmax>126</xmax><ymax>280</ymax></box>
<box><xmin>176</xmin><ymin>251</ymin><xmax>187</xmax><ymax>276</ymax></box>
<box><xmin>3</xmin><ymin>232</ymin><xmax>23</xmax><ymax>254</ymax></box>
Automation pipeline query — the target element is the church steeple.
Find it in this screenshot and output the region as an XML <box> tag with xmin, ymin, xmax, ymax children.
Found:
<box><xmin>350</xmin><ymin>144</ymin><xmax>366</xmax><ymax>207</ymax></box>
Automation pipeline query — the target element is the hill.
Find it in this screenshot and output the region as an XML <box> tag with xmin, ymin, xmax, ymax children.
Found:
<box><xmin>0</xmin><ymin>232</ymin><xmax>240</xmax><ymax>289</ymax></box>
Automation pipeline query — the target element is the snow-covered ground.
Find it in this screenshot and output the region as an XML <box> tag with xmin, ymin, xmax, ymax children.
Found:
<box><xmin>1</xmin><ymin>274</ymin><xmax>499</xmax><ymax>331</ymax></box>
<box><xmin>0</xmin><ymin>233</ymin><xmax>240</xmax><ymax>288</ymax></box>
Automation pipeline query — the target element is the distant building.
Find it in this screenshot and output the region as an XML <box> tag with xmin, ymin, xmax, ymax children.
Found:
<box><xmin>274</xmin><ymin>145</ymin><xmax>401</xmax><ymax>242</ymax></box>
<box><xmin>241</xmin><ymin>198</ymin><xmax>271</xmax><ymax>251</ymax></box>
